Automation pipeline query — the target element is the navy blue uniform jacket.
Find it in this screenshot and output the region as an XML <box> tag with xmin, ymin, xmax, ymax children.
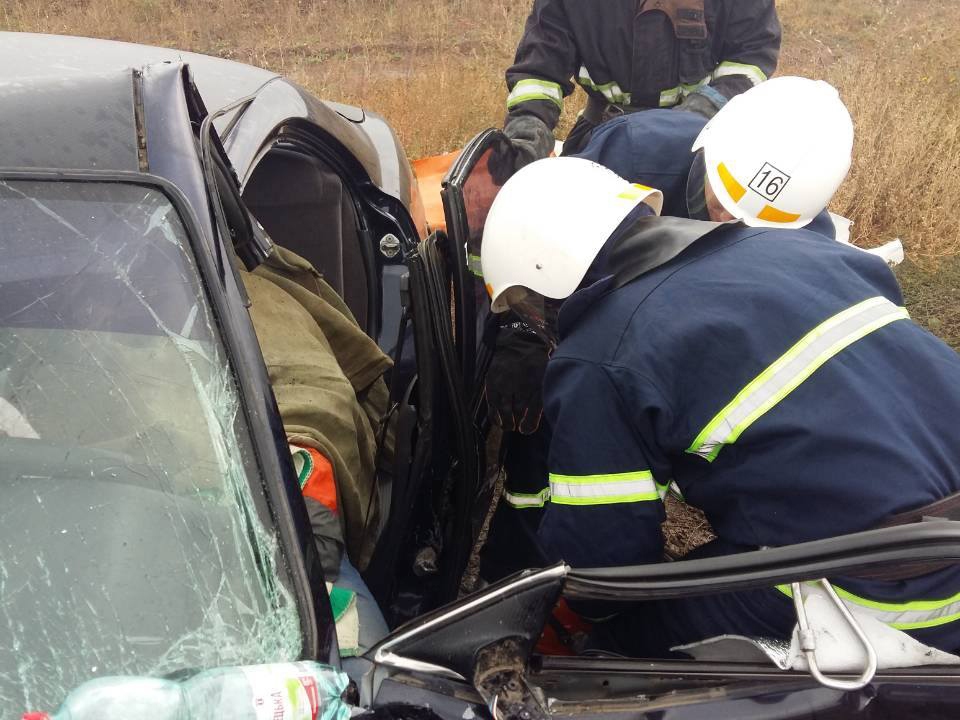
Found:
<box><xmin>541</xmin><ymin>221</ymin><xmax>960</xmax><ymax>621</ymax></box>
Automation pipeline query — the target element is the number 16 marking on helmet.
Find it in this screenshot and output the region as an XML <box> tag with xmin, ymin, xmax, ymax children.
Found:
<box><xmin>749</xmin><ymin>162</ymin><xmax>791</xmax><ymax>202</ymax></box>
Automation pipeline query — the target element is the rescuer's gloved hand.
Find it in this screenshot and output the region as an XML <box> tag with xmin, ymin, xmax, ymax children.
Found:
<box><xmin>490</xmin><ymin>115</ymin><xmax>554</xmax><ymax>184</ymax></box>
<box><xmin>485</xmin><ymin>321</ymin><xmax>550</xmax><ymax>435</ymax></box>
<box><xmin>674</xmin><ymin>87</ymin><xmax>726</xmax><ymax>119</ymax></box>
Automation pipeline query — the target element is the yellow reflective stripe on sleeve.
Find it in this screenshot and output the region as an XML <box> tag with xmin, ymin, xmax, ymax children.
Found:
<box><xmin>777</xmin><ymin>583</ymin><xmax>960</xmax><ymax>631</ymax></box>
<box><xmin>504</xmin><ymin>487</ymin><xmax>550</xmax><ymax>509</ymax></box>
<box><xmin>507</xmin><ymin>78</ymin><xmax>563</xmax><ymax>110</ymax></box>
<box><xmin>688</xmin><ymin>297</ymin><xmax>910</xmax><ymax>462</ymax></box>
<box><xmin>713</xmin><ymin>61</ymin><xmax>768</xmax><ymax>86</ymax></box>
<box><xmin>549</xmin><ymin>470</ymin><xmax>659</xmax><ymax>506</ymax></box>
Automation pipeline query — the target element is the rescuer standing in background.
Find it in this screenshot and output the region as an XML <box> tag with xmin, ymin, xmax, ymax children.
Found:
<box><xmin>499</xmin><ymin>0</ymin><xmax>781</xmax><ymax>169</ymax></box>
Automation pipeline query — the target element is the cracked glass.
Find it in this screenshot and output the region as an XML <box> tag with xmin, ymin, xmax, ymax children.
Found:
<box><xmin>0</xmin><ymin>180</ymin><xmax>302</xmax><ymax>713</ymax></box>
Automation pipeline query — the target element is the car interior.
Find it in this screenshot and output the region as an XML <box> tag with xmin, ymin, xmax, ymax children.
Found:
<box><xmin>243</xmin><ymin>147</ymin><xmax>370</xmax><ymax>331</ymax></box>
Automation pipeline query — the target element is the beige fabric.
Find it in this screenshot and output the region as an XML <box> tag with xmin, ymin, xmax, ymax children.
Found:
<box><xmin>241</xmin><ymin>246</ymin><xmax>392</xmax><ymax>569</ymax></box>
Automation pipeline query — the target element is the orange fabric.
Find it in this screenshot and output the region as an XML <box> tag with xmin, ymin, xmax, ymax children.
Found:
<box><xmin>301</xmin><ymin>446</ymin><xmax>339</xmax><ymax>513</ymax></box>
<box><xmin>535</xmin><ymin>598</ymin><xmax>594</xmax><ymax>656</ymax></box>
<box><xmin>412</xmin><ymin>151</ymin><xmax>459</xmax><ymax>234</ymax></box>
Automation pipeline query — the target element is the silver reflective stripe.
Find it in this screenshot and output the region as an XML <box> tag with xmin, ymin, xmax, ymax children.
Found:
<box><xmin>550</xmin><ymin>470</ymin><xmax>659</xmax><ymax>506</ymax></box>
<box><xmin>713</xmin><ymin>61</ymin><xmax>768</xmax><ymax>86</ymax></box>
<box><xmin>507</xmin><ymin>78</ymin><xmax>563</xmax><ymax>109</ymax></box>
<box><xmin>688</xmin><ymin>297</ymin><xmax>910</xmax><ymax>462</ymax></box>
<box><xmin>504</xmin><ymin>488</ymin><xmax>550</xmax><ymax>509</ymax></box>
<box><xmin>777</xmin><ymin>584</ymin><xmax>960</xmax><ymax>631</ymax></box>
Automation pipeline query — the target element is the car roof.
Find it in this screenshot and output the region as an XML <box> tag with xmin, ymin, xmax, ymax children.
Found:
<box><xmin>0</xmin><ymin>32</ymin><xmax>278</xmax><ymax>112</ymax></box>
<box><xmin>0</xmin><ymin>33</ymin><xmax>400</xmax><ymax>200</ymax></box>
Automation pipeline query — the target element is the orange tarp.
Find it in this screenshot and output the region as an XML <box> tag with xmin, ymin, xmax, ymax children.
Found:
<box><xmin>412</xmin><ymin>150</ymin><xmax>459</xmax><ymax>235</ymax></box>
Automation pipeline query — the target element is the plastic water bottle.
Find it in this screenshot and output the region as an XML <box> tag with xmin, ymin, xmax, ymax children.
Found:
<box><xmin>22</xmin><ymin>661</ymin><xmax>351</xmax><ymax>720</ymax></box>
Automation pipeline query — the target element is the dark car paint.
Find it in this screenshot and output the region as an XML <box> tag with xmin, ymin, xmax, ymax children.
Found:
<box><xmin>535</xmin><ymin>657</ymin><xmax>960</xmax><ymax>719</ymax></box>
<box><xmin>0</xmin><ymin>69</ymin><xmax>142</xmax><ymax>171</ymax></box>
<box><xmin>0</xmin><ymin>30</ymin><xmax>427</xmax><ymax>671</ymax></box>
<box><xmin>565</xmin><ymin>522</ymin><xmax>960</xmax><ymax>602</ymax></box>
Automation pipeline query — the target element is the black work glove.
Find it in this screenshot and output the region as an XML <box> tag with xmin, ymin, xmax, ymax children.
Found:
<box><xmin>485</xmin><ymin>322</ymin><xmax>550</xmax><ymax>435</ymax></box>
<box><xmin>489</xmin><ymin>115</ymin><xmax>555</xmax><ymax>184</ymax></box>
<box><xmin>674</xmin><ymin>87</ymin><xmax>725</xmax><ymax>119</ymax></box>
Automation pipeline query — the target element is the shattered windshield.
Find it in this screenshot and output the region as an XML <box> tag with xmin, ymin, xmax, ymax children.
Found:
<box><xmin>0</xmin><ymin>180</ymin><xmax>302</xmax><ymax>712</ymax></box>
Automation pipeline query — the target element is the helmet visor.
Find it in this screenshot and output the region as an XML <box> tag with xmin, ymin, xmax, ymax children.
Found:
<box><xmin>500</xmin><ymin>285</ymin><xmax>562</xmax><ymax>349</ymax></box>
<box><xmin>685</xmin><ymin>150</ymin><xmax>710</xmax><ymax>221</ymax></box>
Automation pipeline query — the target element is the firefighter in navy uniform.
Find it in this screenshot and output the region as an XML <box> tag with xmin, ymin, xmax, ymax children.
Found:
<box><xmin>480</xmin><ymin>0</ymin><xmax>780</xmax><ymax>581</ymax></box>
<box><xmin>481</xmin><ymin>78</ymin><xmax>960</xmax><ymax>656</ymax></box>
<box><xmin>499</xmin><ymin>0</ymin><xmax>781</xmax><ymax>169</ymax></box>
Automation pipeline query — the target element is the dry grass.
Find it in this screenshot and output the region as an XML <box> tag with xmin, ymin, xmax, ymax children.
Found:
<box><xmin>779</xmin><ymin>0</ymin><xmax>960</xmax><ymax>263</ymax></box>
<box><xmin>3</xmin><ymin>0</ymin><xmax>959</xmax><ymax>266</ymax></box>
<box><xmin>1</xmin><ymin>0</ymin><xmax>535</xmax><ymax>157</ymax></box>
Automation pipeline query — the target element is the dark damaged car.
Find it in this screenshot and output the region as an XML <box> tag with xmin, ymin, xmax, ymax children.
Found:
<box><xmin>4</xmin><ymin>31</ymin><xmax>960</xmax><ymax>720</ymax></box>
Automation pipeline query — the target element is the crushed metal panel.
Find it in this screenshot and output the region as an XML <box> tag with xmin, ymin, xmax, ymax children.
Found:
<box><xmin>223</xmin><ymin>79</ymin><xmax>382</xmax><ymax>191</ymax></box>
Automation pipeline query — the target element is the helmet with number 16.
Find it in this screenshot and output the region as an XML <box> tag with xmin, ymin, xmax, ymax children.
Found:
<box><xmin>692</xmin><ymin>76</ymin><xmax>854</xmax><ymax>230</ymax></box>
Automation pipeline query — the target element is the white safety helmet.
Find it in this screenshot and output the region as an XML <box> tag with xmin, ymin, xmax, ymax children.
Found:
<box><xmin>692</xmin><ymin>76</ymin><xmax>854</xmax><ymax>229</ymax></box>
<box><xmin>481</xmin><ymin>157</ymin><xmax>663</xmax><ymax>326</ymax></box>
